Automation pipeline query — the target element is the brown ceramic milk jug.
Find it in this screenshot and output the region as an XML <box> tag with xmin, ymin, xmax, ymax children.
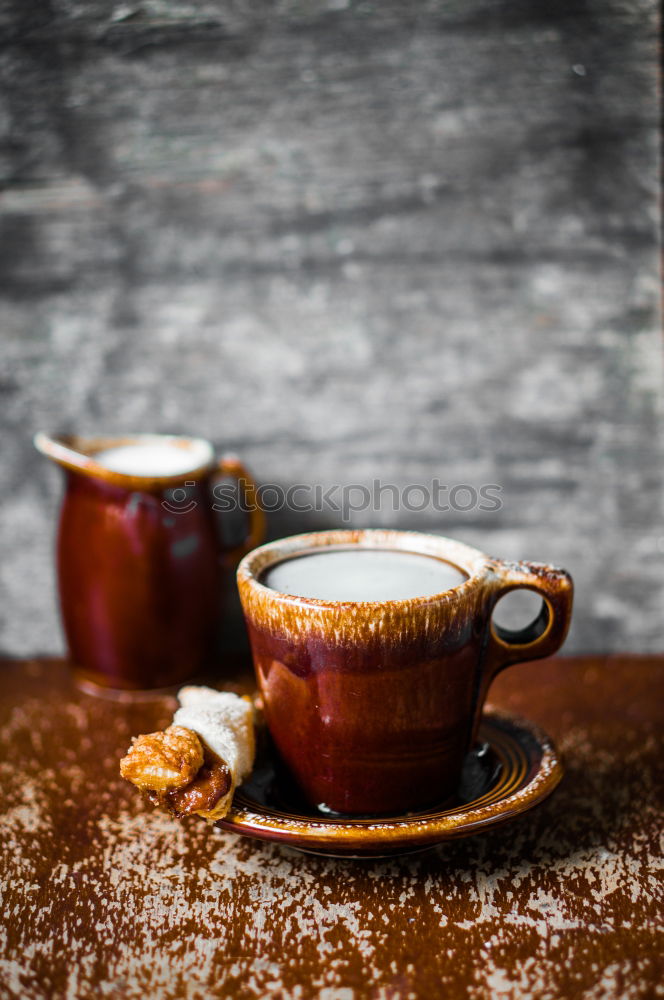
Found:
<box><xmin>36</xmin><ymin>432</ymin><xmax>265</xmax><ymax>689</ymax></box>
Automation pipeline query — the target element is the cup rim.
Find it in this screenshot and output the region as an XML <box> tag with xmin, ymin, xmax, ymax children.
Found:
<box><xmin>237</xmin><ymin>528</ymin><xmax>492</xmax><ymax>610</ymax></box>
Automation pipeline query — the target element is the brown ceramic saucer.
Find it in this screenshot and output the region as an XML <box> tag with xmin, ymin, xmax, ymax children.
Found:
<box><xmin>218</xmin><ymin>708</ymin><xmax>563</xmax><ymax>858</ymax></box>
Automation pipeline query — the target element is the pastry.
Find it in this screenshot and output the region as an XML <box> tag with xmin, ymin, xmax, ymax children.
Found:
<box><xmin>120</xmin><ymin>687</ymin><xmax>255</xmax><ymax>821</ymax></box>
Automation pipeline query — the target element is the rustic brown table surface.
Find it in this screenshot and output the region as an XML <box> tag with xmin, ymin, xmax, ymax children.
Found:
<box><xmin>1</xmin><ymin>655</ymin><xmax>662</xmax><ymax>1000</ymax></box>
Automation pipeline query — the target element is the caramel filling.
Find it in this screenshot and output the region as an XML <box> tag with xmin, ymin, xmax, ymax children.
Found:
<box><xmin>147</xmin><ymin>750</ymin><xmax>232</xmax><ymax>818</ymax></box>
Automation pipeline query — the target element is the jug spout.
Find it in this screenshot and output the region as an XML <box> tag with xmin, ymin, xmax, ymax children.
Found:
<box><xmin>34</xmin><ymin>432</ymin><xmax>98</xmax><ymax>476</ymax></box>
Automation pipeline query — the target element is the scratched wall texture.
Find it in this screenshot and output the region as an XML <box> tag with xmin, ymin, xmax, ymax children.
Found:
<box><xmin>0</xmin><ymin>0</ymin><xmax>661</xmax><ymax>656</ymax></box>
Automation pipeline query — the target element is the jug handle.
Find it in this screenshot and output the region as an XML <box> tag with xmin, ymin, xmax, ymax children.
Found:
<box><xmin>212</xmin><ymin>455</ymin><xmax>266</xmax><ymax>565</ymax></box>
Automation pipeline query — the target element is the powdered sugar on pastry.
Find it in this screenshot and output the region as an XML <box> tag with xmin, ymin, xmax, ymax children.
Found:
<box><xmin>175</xmin><ymin>687</ymin><xmax>255</xmax><ymax>780</ymax></box>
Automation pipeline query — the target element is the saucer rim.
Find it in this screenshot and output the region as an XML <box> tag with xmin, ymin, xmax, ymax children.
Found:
<box><xmin>218</xmin><ymin>708</ymin><xmax>563</xmax><ymax>854</ymax></box>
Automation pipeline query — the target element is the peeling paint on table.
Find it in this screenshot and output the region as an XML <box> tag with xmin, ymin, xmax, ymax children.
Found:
<box><xmin>0</xmin><ymin>656</ymin><xmax>662</xmax><ymax>999</ymax></box>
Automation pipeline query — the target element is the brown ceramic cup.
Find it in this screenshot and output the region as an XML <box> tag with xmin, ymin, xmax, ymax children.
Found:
<box><xmin>237</xmin><ymin>529</ymin><xmax>573</xmax><ymax>815</ymax></box>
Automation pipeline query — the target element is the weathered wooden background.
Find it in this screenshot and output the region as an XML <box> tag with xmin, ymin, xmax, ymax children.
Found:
<box><xmin>0</xmin><ymin>0</ymin><xmax>661</xmax><ymax>656</ymax></box>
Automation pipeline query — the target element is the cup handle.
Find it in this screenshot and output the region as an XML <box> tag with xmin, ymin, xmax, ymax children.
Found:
<box><xmin>213</xmin><ymin>455</ymin><xmax>266</xmax><ymax>565</ymax></box>
<box><xmin>471</xmin><ymin>559</ymin><xmax>573</xmax><ymax>741</ymax></box>
<box><xmin>485</xmin><ymin>559</ymin><xmax>574</xmax><ymax>676</ymax></box>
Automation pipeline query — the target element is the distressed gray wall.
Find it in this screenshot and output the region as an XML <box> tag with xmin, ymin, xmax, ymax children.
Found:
<box><xmin>1</xmin><ymin>0</ymin><xmax>662</xmax><ymax>657</ymax></box>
